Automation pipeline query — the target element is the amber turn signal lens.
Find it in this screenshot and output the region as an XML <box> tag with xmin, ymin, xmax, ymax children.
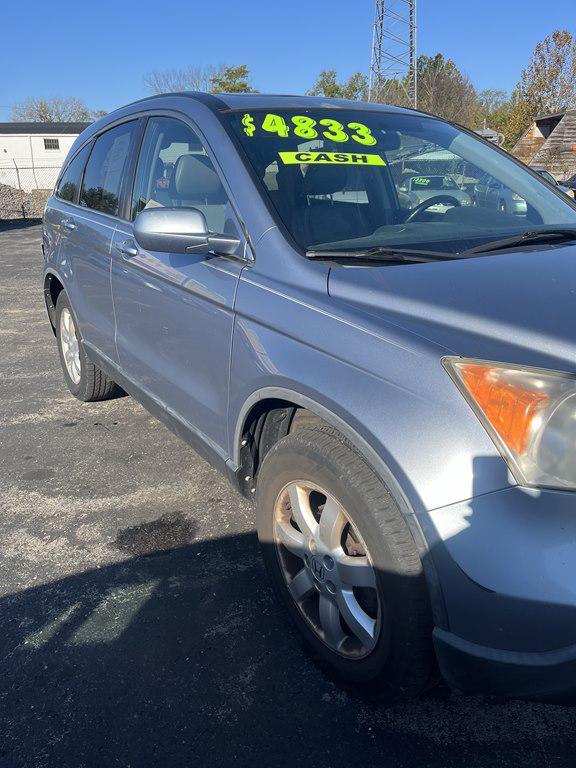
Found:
<box><xmin>445</xmin><ymin>358</ymin><xmax>576</xmax><ymax>489</ymax></box>
<box><xmin>459</xmin><ymin>364</ymin><xmax>549</xmax><ymax>455</ymax></box>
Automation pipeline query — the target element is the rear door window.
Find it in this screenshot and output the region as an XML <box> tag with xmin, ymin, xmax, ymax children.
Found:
<box><xmin>55</xmin><ymin>143</ymin><xmax>92</xmax><ymax>203</ymax></box>
<box><xmin>80</xmin><ymin>121</ymin><xmax>138</xmax><ymax>217</ymax></box>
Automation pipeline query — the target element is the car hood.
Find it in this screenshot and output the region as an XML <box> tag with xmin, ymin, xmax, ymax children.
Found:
<box><xmin>328</xmin><ymin>243</ymin><xmax>576</xmax><ymax>371</ymax></box>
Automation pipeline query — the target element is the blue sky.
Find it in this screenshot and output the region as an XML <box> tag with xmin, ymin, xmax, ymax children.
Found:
<box><xmin>1</xmin><ymin>0</ymin><xmax>574</xmax><ymax>117</ymax></box>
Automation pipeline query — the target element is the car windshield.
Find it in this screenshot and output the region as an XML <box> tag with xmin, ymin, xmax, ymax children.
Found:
<box><xmin>227</xmin><ymin>108</ymin><xmax>576</xmax><ymax>255</ymax></box>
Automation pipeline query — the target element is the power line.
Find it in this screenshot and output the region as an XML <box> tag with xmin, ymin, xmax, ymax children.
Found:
<box><xmin>368</xmin><ymin>0</ymin><xmax>417</xmax><ymax>108</ymax></box>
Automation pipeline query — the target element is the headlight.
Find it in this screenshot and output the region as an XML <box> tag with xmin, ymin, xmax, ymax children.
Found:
<box><xmin>444</xmin><ymin>357</ymin><xmax>576</xmax><ymax>490</ymax></box>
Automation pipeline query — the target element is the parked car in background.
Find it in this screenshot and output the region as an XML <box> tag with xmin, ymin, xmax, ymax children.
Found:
<box><xmin>473</xmin><ymin>172</ymin><xmax>528</xmax><ymax>215</ymax></box>
<box><xmin>398</xmin><ymin>174</ymin><xmax>472</xmax><ymax>211</ymax></box>
<box><xmin>532</xmin><ymin>167</ymin><xmax>573</xmax><ymax>197</ymax></box>
<box><xmin>43</xmin><ymin>93</ymin><xmax>576</xmax><ymax>705</ymax></box>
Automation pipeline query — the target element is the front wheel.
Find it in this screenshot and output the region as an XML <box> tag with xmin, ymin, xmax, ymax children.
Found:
<box><xmin>256</xmin><ymin>424</ymin><xmax>436</xmax><ymax>702</ymax></box>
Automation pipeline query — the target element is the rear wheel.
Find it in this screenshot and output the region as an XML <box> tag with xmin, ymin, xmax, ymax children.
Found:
<box><xmin>55</xmin><ymin>291</ymin><xmax>119</xmax><ymax>402</ymax></box>
<box><xmin>256</xmin><ymin>424</ymin><xmax>436</xmax><ymax>702</ymax></box>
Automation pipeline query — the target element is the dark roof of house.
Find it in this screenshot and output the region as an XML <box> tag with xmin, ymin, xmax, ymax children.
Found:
<box><xmin>534</xmin><ymin>109</ymin><xmax>576</xmax><ymax>123</ymax></box>
<box><xmin>0</xmin><ymin>122</ymin><xmax>91</xmax><ymax>135</ymax></box>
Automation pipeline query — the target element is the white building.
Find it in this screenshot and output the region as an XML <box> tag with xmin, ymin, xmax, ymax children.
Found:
<box><xmin>0</xmin><ymin>122</ymin><xmax>89</xmax><ymax>166</ymax></box>
<box><xmin>0</xmin><ymin>122</ymin><xmax>90</xmax><ymax>192</ymax></box>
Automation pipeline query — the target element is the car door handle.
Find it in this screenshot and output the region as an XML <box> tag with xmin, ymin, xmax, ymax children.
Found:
<box><xmin>115</xmin><ymin>239</ymin><xmax>139</xmax><ymax>259</ymax></box>
<box><xmin>61</xmin><ymin>218</ymin><xmax>76</xmax><ymax>232</ymax></box>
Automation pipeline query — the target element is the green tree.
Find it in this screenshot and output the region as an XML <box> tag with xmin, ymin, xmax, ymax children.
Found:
<box><xmin>308</xmin><ymin>69</ymin><xmax>368</xmax><ymax>100</ymax></box>
<box><xmin>476</xmin><ymin>89</ymin><xmax>513</xmax><ymax>138</ymax></box>
<box><xmin>373</xmin><ymin>54</ymin><xmax>479</xmax><ymax>127</ymax></box>
<box><xmin>520</xmin><ymin>29</ymin><xmax>576</xmax><ymax>113</ymax></box>
<box><xmin>478</xmin><ymin>89</ymin><xmax>509</xmax><ymax>116</ymax></box>
<box><xmin>501</xmin><ymin>90</ymin><xmax>534</xmax><ymax>148</ymax></box>
<box><xmin>505</xmin><ymin>30</ymin><xmax>576</xmax><ymax>147</ymax></box>
<box><xmin>209</xmin><ymin>64</ymin><xmax>257</xmax><ymax>94</ymax></box>
<box><xmin>11</xmin><ymin>97</ymin><xmax>101</xmax><ymax>122</ymax></box>
<box><xmin>413</xmin><ymin>54</ymin><xmax>479</xmax><ymax>126</ymax></box>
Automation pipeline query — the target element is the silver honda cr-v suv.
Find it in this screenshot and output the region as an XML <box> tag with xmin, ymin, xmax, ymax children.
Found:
<box><xmin>43</xmin><ymin>93</ymin><xmax>576</xmax><ymax>703</ymax></box>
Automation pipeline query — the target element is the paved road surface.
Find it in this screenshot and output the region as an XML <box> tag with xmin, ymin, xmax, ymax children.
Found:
<box><xmin>1</xmin><ymin>223</ymin><xmax>576</xmax><ymax>767</ymax></box>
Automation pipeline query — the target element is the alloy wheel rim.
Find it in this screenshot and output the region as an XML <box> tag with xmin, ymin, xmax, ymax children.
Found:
<box><xmin>60</xmin><ymin>308</ymin><xmax>81</xmax><ymax>385</ymax></box>
<box><xmin>273</xmin><ymin>481</ymin><xmax>381</xmax><ymax>659</ymax></box>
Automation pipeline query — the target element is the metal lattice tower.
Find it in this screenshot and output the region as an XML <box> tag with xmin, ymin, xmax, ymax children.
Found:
<box><xmin>368</xmin><ymin>0</ymin><xmax>417</xmax><ymax>108</ymax></box>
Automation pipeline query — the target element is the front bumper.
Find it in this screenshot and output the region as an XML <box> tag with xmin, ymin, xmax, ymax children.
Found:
<box><xmin>426</xmin><ymin>484</ymin><xmax>576</xmax><ymax>700</ymax></box>
<box><xmin>434</xmin><ymin>628</ymin><xmax>576</xmax><ymax>702</ymax></box>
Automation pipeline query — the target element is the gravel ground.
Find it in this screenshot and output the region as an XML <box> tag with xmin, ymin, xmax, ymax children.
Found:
<box><xmin>0</xmin><ymin>186</ymin><xmax>51</xmax><ymax>220</ymax></box>
<box><xmin>1</xmin><ymin>223</ymin><xmax>576</xmax><ymax>768</ymax></box>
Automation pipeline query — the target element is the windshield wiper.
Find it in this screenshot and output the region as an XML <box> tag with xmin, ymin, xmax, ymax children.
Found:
<box><xmin>306</xmin><ymin>246</ymin><xmax>457</xmax><ymax>263</ymax></box>
<box><xmin>459</xmin><ymin>228</ymin><xmax>576</xmax><ymax>256</ymax></box>
<box><xmin>307</xmin><ymin>228</ymin><xmax>576</xmax><ymax>263</ymax></box>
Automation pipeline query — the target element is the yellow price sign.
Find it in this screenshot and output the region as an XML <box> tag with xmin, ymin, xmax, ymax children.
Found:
<box><xmin>241</xmin><ymin>113</ymin><xmax>378</xmax><ymax>147</ymax></box>
<box><xmin>279</xmin><ymin>151</ymin><xmax>386</xmax><ymax>166</ymax></box>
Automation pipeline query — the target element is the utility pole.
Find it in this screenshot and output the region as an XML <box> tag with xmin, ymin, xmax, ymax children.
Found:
<box><xmin>368</xmin><ymin>0</ymin><xmax>417</xmax><ymax>108</ymax></box>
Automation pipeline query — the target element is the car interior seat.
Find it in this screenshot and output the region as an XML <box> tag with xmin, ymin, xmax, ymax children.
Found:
<box><xmin>169</xmin><ymin>153</ymin><xmax>228</xmax><ymax>232</ymax></box>
<box><xmin>290</xmin><ymin>164</ymin><xmax>372</xmax><ymax>247</ymax></box>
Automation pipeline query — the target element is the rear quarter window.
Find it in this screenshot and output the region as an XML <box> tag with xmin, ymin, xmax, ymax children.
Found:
<box><xmin>80</xmin><ymin>121</ymin><xmax>138</xmax><ymax>217</ymax></box>
<box><xmin>55</xmin><ymin>143</ymin><xmax>92</xmax><ymax>204</ymax></box>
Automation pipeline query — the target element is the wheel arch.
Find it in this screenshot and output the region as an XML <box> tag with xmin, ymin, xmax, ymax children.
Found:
<box><xmin>233</xmin><ymin>388</ymin><xmax>410</xmax><ymax>506</ymax></box>
<box><xmin>234</xmin><ymin>386</ymin><xmax>448</xmax><ymax>629</ymax></box>
<box><xmin>44</xmin><ymin>270</ymin><xmax>66</xmax><ymax>334</ymax></box>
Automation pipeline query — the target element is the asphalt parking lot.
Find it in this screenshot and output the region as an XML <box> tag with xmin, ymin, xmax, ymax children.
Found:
<box><xmin>2</xmin><ymin>223</ymin><xmax>576</xmax><ymax>768</ymax></box>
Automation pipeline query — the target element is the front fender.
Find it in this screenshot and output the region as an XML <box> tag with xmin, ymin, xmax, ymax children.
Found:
<box><xmin>229</xmin><ymin>274</ymin><xmax>511</xmax><ymax>517</ymax></box>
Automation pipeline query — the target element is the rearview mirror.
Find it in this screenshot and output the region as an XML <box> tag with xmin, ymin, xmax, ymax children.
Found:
<box><xmin>134</xmin><ymin>207</ymin><xmax>241</xmax><ymax>257</ymax></box>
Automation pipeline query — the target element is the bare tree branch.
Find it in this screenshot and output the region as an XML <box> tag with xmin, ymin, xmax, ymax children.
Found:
<box><xmin>143</xmin><ymin>66</ymin><xmax>220</xmax><ymax>94</ymax></box>
<box><xmin>11</xmin><ymin>97</ymin><xmax>101</xmax><ymax>122</ymax></box>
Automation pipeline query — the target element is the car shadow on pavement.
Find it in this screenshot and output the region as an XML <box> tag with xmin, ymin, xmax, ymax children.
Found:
<box><xmin>0</xmin><ymin>219</ymin><xmax>42</xmax><ymax>233</ymax></box>
<box><xmin>2</xmin><ymin>513</ymin><xmax>576</xmax><ymax>768</ymax></box>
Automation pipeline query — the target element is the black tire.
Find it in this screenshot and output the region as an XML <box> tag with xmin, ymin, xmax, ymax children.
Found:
<box><xmin>256</xmin><ymin>424</ymin><xmax>436</xmax><ymax>703</ymax></box>
<box><xmin>55</xmin><ymin>291</ymin><xmax>119</xmax><ymax>402</ymax></box>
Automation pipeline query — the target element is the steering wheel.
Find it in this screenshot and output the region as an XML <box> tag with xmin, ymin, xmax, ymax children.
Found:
<box><xmin>404</xmin><ymin>195</ymin><xmax>462</xmax><ymax>223</ymax></box>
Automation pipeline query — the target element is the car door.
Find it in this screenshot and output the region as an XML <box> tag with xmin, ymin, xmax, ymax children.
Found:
<box><xmin>64</xmin><ymin>120</ymin><xmax>140</xmax><ymax>362</ymax></box>
<box><xmin>110</xmin><ymin>115</ymin><xmax>246</xmax><ymax>458</ymax></box>
<box><xmin>45</xmin><ymin>141</ymin><xmax>92</xmax><ymax>269</ymax></box>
